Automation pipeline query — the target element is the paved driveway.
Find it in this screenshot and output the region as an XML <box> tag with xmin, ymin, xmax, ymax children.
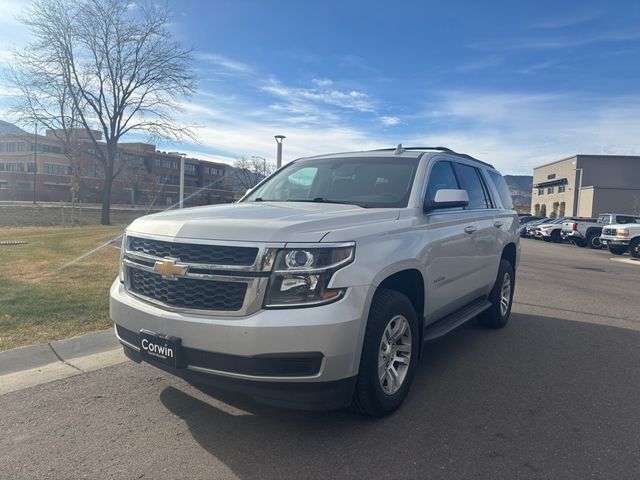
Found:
<box><xmin>1</xmin><ymin>240</ymin><xmax>639</xmax><ymax>479</ymax></box>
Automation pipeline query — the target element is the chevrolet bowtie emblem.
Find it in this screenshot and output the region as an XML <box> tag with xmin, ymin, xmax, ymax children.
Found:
<box><xmin>153</xmin><ymin>258</ymin><xmax>187</xmax><ymax>280</ymax></box>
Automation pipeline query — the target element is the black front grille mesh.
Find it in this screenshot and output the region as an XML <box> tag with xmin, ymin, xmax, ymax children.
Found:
<box><xmin>128</xmin><ymin>236</ymin><xmax>258</xmax><ymax>266</ymax></box>
<box><xmin>128</xmin><ymin>268</ymin><xmax>247</xmax><ymax>311</ymax></box>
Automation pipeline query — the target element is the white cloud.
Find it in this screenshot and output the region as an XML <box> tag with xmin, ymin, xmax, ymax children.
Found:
<box><xmin>380</xmin><ymin>116</ymin><xmax>400</xmax><ymax>126</ymax></box>
<box><xmin>311</xmin><ymin>78</ymin><xmax>333</xmax><ymax>87</ymax></box>
<box><xmin>408</xmin><ymin>91</ymin><xmax>640</xmax><ymax>174</ymax></box>
<box><xmin>261</xmin><ymin>78</ymin><xmax>375</xmax><ymax>113</ymax></box>
<box><xmin>194</xmin><ymin>52</ymin><xmax>254</xmax><ymax>74</ymax></box>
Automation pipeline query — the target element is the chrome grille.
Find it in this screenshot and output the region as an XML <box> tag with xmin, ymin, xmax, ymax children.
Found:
<box><xmin>129</xmin><ymin>236</ymin><xmax>258</xmax><ymax>266</ymax></box>
<box><xmin>122</xmin><ymin>235</ymin><xmax>278</xmax><ymax>316</ymax></box>
<box><xmin>128</xmin><ymin>268</ymin><xmax>247</xmax><ymax>311</ymax></box>
<box><xmin>603</xmin><ymin>228</ymin><xmax>615</xmax><ymax>236</ymax></box>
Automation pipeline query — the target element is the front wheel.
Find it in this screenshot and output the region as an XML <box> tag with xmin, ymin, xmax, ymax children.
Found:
<box><xmin>630</xmin><ymin>238</ymin><xmax>640</xmax><ymax>259</ymax></box>
<box><xmin>478</xmin><ymin>259</ymin><xmax>515</xmax><ymax>329</ymax></box>
<box><xmin>587</xmin><ymin>232</ymin><xmax>602</xmax><ymax>249</ymax></box>
<box><xmin>608</xmin><ymin>245</ymin><xmax>627</xmax><ymax>255</ymax></box>
<box><xmin>352</xmin><ymin>289</ymin><xmax>419</xmax><ymax>417</ymax></box>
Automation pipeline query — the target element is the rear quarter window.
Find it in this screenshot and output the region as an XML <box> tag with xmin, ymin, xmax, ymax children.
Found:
<box><xmin>487</xmin><ymin>171</ymin><xmax>513</xmax><ymax>209</ymax></box>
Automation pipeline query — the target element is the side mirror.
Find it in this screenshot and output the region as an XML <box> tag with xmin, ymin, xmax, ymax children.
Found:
<box><xmin>424</xmin><ymin>189</ymin><xmax>469</xmax><ymax>213</ymax></box>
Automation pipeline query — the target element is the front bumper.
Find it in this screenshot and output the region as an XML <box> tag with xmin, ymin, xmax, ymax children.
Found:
<box><xmin>110</xmin><ymin>280</ymin><xmax>371</xmax><ymax>409</ymax></box>
<box><xmin>600</xmin><ymin>238</ymin><xmax>629</xmax><ymax>246</ymax></box>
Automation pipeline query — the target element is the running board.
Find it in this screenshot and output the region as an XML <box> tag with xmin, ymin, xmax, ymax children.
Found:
<box><xmin>423</xmin><ymin>298</ymin><xmax>492</xmax><ymax>342</ymax></box>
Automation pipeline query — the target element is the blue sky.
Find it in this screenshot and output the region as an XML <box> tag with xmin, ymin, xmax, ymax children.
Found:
<box><xmin>2</xmin><ymin>0</ymin><xmax>640</xmax><ymax>174</ymax></box>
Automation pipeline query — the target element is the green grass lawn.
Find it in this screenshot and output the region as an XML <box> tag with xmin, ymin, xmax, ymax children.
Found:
<box><xmin>0</xmin><ymin>225</ymin><xmax>125</xmax><ymax>351</ymax></box>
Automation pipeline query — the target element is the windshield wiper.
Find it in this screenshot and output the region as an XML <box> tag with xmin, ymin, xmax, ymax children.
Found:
<box><xmin>289</xmin><ymin>197</ymin><xmax>362</xmax><ymax>206</ymax></box>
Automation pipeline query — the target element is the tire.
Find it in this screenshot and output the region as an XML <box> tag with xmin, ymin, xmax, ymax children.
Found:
<box><xmin>573</xmin><ymin>238</ymin><xmax>586</xmax><ymax>248</ymax></box>
<box><xmin>352</xmin><ymin>289</ymin><xmax>419</xmax><ymax>417</ymax></box>
<box><xmin>608</xmin><ymin>245</ymin><xmax>627</xmax><ymax>255</ymax></box>
<box><xmin>551</xmin><ymin>230</ymin><xmax>561</xmax><ymax>243</ymax></box>
<box><xmin>478</xmin><ymin>259</ymin><xmax>515</xmax><ymax>329</ymax></box>
<box><xmin>587</xmin><ymin>232</ymin><xmax>602</xmax><ymax>249</ymax></box>
<box><xmin>542</xmin><ymin>236</ymin><xmax>551</xmax><ymax>242</ymax></box>
<box><xmin>630</xmin><ymin>238</ymin><xmax>640</xmax><ymax>259</ymax></box>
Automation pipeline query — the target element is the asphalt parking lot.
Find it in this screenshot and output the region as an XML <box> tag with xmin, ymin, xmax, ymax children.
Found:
<box><xmin>1</xmin><ymin>239</ymin><xmax>639</xmax><ymax>480</ymax></box>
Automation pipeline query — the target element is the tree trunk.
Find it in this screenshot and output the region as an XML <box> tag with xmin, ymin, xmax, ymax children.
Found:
<box><xmin>101</xmin><ymin>174</ymin><xmax>113</xmax><ymax>225</ymax></box>
<box><xmin>101</xmin><ymin>150</ymin><xmax>115</xmax><ymax>225</ymax></box>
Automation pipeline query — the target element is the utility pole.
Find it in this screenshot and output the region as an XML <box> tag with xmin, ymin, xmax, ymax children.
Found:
<box><xmin>274</xmin><ymin>135</ymin><xmax>285</xmax><ymax>169</ymax></box>
<box><xmin>33</xmin><ymin>123</ymin><xmax>37</xmax><ymax>204</ymax></box>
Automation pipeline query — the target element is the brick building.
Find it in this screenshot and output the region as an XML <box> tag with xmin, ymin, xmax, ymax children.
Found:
<box><xmin>0</xmin><ymin>120</ymin><xmax>234</xmax><ymax>207</ymax></box>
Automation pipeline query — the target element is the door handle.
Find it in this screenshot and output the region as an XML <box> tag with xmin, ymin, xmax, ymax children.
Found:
<box><xmin>494</xmin><ymin>220</ymin><xmax>504</xmax><ymax>228</ymax></box>
<box><xmin>464</xmin><ymin>225</ymin><xmax>477</xmax><ymax>234</ymax></box>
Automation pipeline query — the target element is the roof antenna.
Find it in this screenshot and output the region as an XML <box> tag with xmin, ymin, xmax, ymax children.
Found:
<box><xmin>394</xmin><ymin>143</ymin><xmax>405</xmax><ymax>154</ymax></box>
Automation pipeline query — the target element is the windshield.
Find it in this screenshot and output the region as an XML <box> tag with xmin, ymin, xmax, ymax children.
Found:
<box><xmin>244</xmin><ymin>157</ymin><xmax>420</xmax><ymax>208</ymax></box>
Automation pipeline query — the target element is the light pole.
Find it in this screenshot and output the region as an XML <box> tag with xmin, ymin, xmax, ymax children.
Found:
<box><xmin>274</xmin><ymin>135</ymin><xmax>285</xmax><ymax>169</ymax></box>
<box><xmin>33</xmin><ymin>123</ymin><xmax>37</xmax><ymax>204</ymax></box>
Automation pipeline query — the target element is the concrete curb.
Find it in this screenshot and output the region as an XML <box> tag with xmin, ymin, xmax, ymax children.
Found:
<box><xmin>0</xmin><ymin>328</ymin><xmax>126</xmax><ymax>395</ymax></box>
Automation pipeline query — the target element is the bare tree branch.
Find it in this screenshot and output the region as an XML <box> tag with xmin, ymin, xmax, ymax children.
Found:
<box><xmin>8</xmin><ymin>0</ymin><xmax>195</xmax><ymax>224</ymax></box>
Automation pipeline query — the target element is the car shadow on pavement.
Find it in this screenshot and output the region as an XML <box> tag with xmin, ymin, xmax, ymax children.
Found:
<box><xmin>160</xmin><ymin>313</ymin><xmax>640</xmax><ymax>480</ymax></box>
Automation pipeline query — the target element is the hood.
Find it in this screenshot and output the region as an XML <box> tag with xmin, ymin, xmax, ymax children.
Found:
<box><xmin>127</xmin><ymin>201</ymin><xmax>400</xmax><ymax>243</ymax></box>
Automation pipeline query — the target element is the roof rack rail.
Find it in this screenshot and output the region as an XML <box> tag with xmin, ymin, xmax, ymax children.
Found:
<box><xmin>371</xmin><ymin>146</ymin><xmax>494</xmax><ymax>168</ymax></box>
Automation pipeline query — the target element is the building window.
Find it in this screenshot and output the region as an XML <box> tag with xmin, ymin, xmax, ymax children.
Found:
<box><xmin>538</xmin><ymin>188</ymin><xmax>544</xmax><ymax>195</ymax></box>
<box><xmin>0</xmin><ymin>180</ymin><xmax>7</xmax><ymax>189</ymax></box>
<box><xmin>44</xmin><ymin>163</ymin><xmax>71</xmax><ymax>175</ymax></box>
<box><xmin>558</xmin><ymin>185</ymin><xmax>566</xmax><ymax>193</ymax></box>
<box><xmin>559</xmin><ymin>202</ymin><xmax>566</xmax><ymax>216</ymax></box>
<box><xmin>534</xmin><ymin>204</ymin><xmax>540</xmax><ymax>216</ymax></box>
<box><xmin>184</xmin><ymin>163</ymin><xmax>199</xmax><ymax>175</ymax></box>
<box><xmin>547</xmin><ymin>173</ymin><xmax>556</xmax><ymax>180</ymax></box>
<box><xmin>552</xmin><ymin>202</ymin><xmax>559</xmax><ymax>217</ymax></box>
<box><xmin>1</xmin><ymin>162</ymin><xmax>25</xmax><ymax>172</ymax></box>
<box><xmin>86</xmin><ymin>165</ymin><xmax>104</xmax><ymax>178</ymax></box>
<box><xmin>547</xmin><ymin>186</ymin><xmax>554</xmax><ymax>194</ymax></box>
<box><xmin>540</xmin><ymin>204</ymin><xmax>547</xmax><ymax>216</ymax></box>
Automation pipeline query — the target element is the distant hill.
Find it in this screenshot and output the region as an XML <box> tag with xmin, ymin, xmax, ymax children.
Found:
<box><xmin>504</xmin><ymin>175</ymin><xmax>532</xmax><ymax>212</ymax></box>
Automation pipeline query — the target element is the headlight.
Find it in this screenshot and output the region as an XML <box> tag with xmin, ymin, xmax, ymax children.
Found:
<box><xmin>118</xmin><ymin>233</ymin><xmax>127</xmax><ymax>283</ymax></box>
<box><xmin>264</xmin><ymin>243</ymin><xmax>355</xmax><ymax>308</ymax></box>
<box><xmin>616</xmin><ymin>229</ymin><xmax>630</xmax><ymax>237</ymax></box>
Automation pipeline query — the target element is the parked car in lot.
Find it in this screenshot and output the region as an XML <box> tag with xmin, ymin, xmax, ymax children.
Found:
<box><xmin>536</xmin><ymin>217</ymin><xmax>574</xmax><ymax>242</ymax></box>
<box><xmin>519</xmin><ymin>215</ymin><xmax>546</xmax><ymax>225</ymax></box>
<box><xmin>527</xmin><ymin>217</ymin><xmax>569</xmax><ymax>241</ymax></box>
<box><xmin>519</xmin><ymin>217</ymin><xmax>548</xmax><ymax>238</ymax></box>
<box><xmin>561</xmin><ymin>213</ymin><xmax>640</xmax><ymax>249</ymax></box>
<box><xmin>600</xmin><ymin>220</ymin><xmax>640</xmax><ymax>257</ymax></box>
<box><xmin>560</xmin><ymin>217</ymin><xmax>598</xmax><ymax>247</ymax></box>
<box><xmin>110</xmin><ymin>146</ymin><xmax>520</xmax><ymax>416</ymax></box>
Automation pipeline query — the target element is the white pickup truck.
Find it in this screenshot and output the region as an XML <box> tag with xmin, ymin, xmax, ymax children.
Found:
<box><xmin>600</xmin><ymin>222</ymin><xmax>640</xmax><ymax>257</ymax></box>
<box><xmin>561</xmin><ymin>213</ymin><xmax>640</xmax><ymax>249</ymax></box>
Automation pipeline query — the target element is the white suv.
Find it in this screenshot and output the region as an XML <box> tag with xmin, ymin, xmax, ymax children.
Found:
<box><xmin>111</xmin><ymin>146</ymin><xmax>520</xmax><ymax>416</ymax></box>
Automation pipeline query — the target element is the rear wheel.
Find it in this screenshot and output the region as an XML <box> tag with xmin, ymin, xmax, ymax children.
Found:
<box><xmin>587</xmin><ymin>232</ymin><xmax>602</xmax><ymax>249</ymax></box>
<box><xmin>352</xmin><ymin>289</ymin><xmax>419</xmax><ymax>417</ymax></box>
<box><xmin>478</xmin><ymin>259</ymin><xmax>515</xmax><ymax>329</ymax></box>
<box><xmin>551</xmin><ymin>230</ymin><xmax>561</xmax><ymax>243</ymax></box>
<box><xmin>630</xmin><ymin>238</ymin><xmax>640</xmax><ymax>259</ymax></box>
<box><xmin>573</xmin><ymin>238</ymin><xmax>586</xmax><ymax>248</ymax></box>
<box><xmin>608</xmin><ymin>245</ymin><xmax>627</xmax><ymax>255</ymax></box>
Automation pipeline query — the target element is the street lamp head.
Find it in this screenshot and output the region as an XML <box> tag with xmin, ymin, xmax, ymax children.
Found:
<box><xmin>274</xmin><ymin>135</ymin><xmax>286</xmax><ymax>144</ymax></box>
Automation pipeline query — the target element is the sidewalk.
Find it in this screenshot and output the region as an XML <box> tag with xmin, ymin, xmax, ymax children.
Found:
<box><xmin>0</xmin><ymin>329</ymin><xmax>126</xmax><ymax>395</ymax></box>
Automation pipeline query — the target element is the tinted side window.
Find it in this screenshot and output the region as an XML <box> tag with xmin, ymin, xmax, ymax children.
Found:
<box><xmin>453</xmin><ymin>163</ymin><xmax>490</xmax><ymax>209</ymax></box>
<box><xmin>425</xmin><ymin>161</ymin><xmax>460</xmax><ymax>202</ymax></box>
<box><xmin>487</xmin><ymin>171</ymin><xmax>513</xmax><ymax>209</ymax></box>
